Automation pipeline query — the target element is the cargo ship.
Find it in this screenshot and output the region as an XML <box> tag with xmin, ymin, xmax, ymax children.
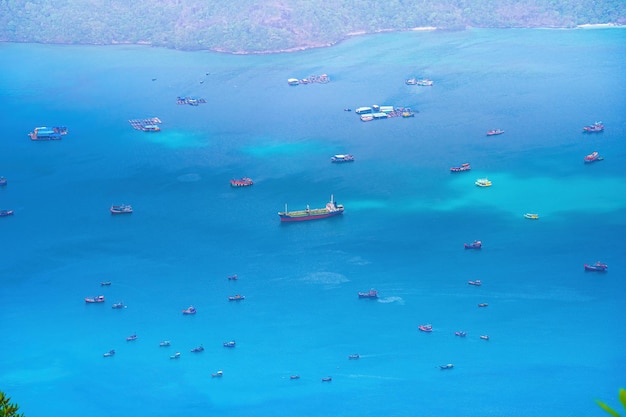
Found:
<box><xmin>278</xmin><ymin>195</ymin><xmax>344</xmax><ymax>222</ymax></box>
<box><xmin>28</xmin><ymin>126</ymin><xmax>68</xmax><ymax>140</ymax></box>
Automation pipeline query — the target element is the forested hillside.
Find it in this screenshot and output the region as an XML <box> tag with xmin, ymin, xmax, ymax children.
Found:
<box><xmin>1</xmin><ymin>0</ymin><xmax>624</xmax><ymax>53</ymax></box>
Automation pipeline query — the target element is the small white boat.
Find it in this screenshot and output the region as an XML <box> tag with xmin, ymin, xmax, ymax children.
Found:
<box><xmin>524</xmin><ymin>213</ymin><xmax>539</xmax><ymax>220</ymax></box>
<box><xmin>475</xmin><ymin>178</ymin><xmax>492</xmax><ymax>187</ymax></box>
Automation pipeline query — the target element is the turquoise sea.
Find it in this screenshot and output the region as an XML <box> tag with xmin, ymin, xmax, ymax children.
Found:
<box><xmin>1</xmin><ymin>28</ymin><xmax>625</xmax><ymax>416</ymax></box>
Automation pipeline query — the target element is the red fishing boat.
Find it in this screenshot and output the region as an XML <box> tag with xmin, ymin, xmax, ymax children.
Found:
<box><xmin>584</xmin><ymin>151</ymin><xmax>603</xmax><ymax>163</ymax></box>
<box><xmin>230</xmin><ymin>177</ymin><xmax>253</xmax><ymax>187</ymax></box>
<box><xmin>582</xmin><ymin>121</ymin><xmax>604</xmax><ymax>133</ymax></box>
<box><xmin>450</xmin><ymin>163</ymin><xmax>471</xmax><ymax>172</ymax></box>
<box><xmin>418</xmin><ymin>324</ymin><xmax>433</xmax><ymax>332</ymax></box>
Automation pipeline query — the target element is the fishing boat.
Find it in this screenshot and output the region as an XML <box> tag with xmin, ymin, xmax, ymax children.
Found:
<box><xmin>227</xmin><ymin>274</ymin><xmax>238</xmax><ymax>280</ymax></box>
<box><xmin>405</xmin><ymin>78</ymin><xmax>433</xmax><ymax>86</ymax></box>
<box><xmin>480</xmin><ymin>335</ymin><xmax>490</xmax><ymax>340</ymax></box>
<box><xmin>584</xmin><ymin>261</ymin><xmax>608</xmax><ymax>272</ymax></box>
<box><xmin>455</xmin><ymin>331</ymin><xmax>467</xmax><ymax>337</ymax></box>
<box><xmin>439</xmin><ymin>364</ymin><xmax>454</xmax><ymax>370</ymax></box>
<box><xmin>0</xmin><ymin>177</ymin><xmax>6</xmax><ymax>186</ymax></box>
<box><xmin>478</xmin><ymin>303</ymin><xmax>488</xmax><ymax>308</ymax></box>
<box><xmin>212</xmin><ymin>370</ymin><xmax>223</xmax><ymax>377</ymax></box>
<box><xmin>475</xmin><ymin>178</ymin><xmax>492</xmax><ymax>187</ymax></box>
<box><xmin>290</xmin><ymin>375</ymin><xmax>301</xmax><ymax>380</ymax></box>
<box><xmin>223</xmin><ymin>341</ymin><xmax>236</xmax><ymax>348</ymax></box>
<box><xmin>85</xmin><ymin>295</ymin><xmax>105</xmax><ymax>303</ymax></box>
<box><xmin>358</xmin><ymin>289</ymin><xmax>378</xmax><ymax>299</ymax></box>
<box><xmin>230</xmin><ymin>177</ymin><xmax>253</xmax><ymax>187</ymax></box>
<box><xmin>100</xmin><ymin>281</ymin><xmax>112</xmax><ymax>286</ymax></box>
<box><xmin>126</xmin><ymin>334</ymin><xmax>137</xmax><ymax>341</ymax></box>
<box><xmin>278</xmin><ymin>195</ymin><xmax>344</xmax><ymax>222</ymax></box>
<box><xmin>110</xmin><ymin>204</ymin><xmax>133</xmax><ymax>214</ymax></box>
<box><xmin>287</xmin><ymin>78</ymin><xmax>299</xmax><ymax>86</ymax></box>
<box><xmin>191</xmin><ymin>345</ymin><xmax>205</xmax><ymax>353</ymax></box>
<box><xmin>141</xmin><ymin>124</ymin><xmax>161</xmax><ymax>132</ymax></box>
<box><xmin>228</xmin><ymin>294</ymin><xmax>245</xmax><ymax>301</ymax></box>
<box><xmin>584</xmin><ymin>151</ymin><xmax>603</xmax><ymax>163</ymax></box>
<box><xmin>464</xmin><ymin>240</ymin><xmax>482</xmax><ymax>249</ymax></box>
<box><xmin>103</xmin><ymin>350</ymin><xmax>115</xmax><ymax>357</ymax></box>
<box><xmin>468</xmin><ymin>280</ymin><xmax>482</xmax><ymax>286</ymax></box>
<box><xmin>321</xmin><ymin>377</ymin><xmax>332</xmax><ymax>382</ymax></box>
<box><xmin>360</xmin><ymin>114</ymin><xmax>374</xmax><ymax>122</ymax></box>
<box><xmin>0</xmin><ymin>210</ymin><xmax>14</xmax><ymax>217</ymax></box>
<box><xmin>112</xmin><ymin>302</ymin><xmax>126</xmax><ymax>309</ymax></box>
<box><xmin>28</xmin><ymin>126</ymin><xmax>67</xmax><ymax>140</ymax></box>
<box><xmin>486</xmin><ymin>129</ymin><xmax>504</xmax><ymax>136</ymax></box>
<box><xmin>330</xmin><ymin>154</ymin><xmax>355</xmax><ymax>163</ymax></box>
<box><xmin>348</xmin><ymin>354</ymin><xmax>360</xmax><ymax>359</ymax></box>
<box><xmin>170</xmin><ymin>352</ymin><xmax>181</xmax><ymax>359</ymax></box>
<box><xmin>418</xmin><ymin>324</ymin><xmax>433</xmax><ymax>332</ymax></box>
<box><xmin>582</xmin><ymin>121</ymin><xmax>604</xmax><ymax>133</ymax></box>
<box><xmin>450</xmin><ymin>163</ymin><xmax>471</xmax><ymax>172</ymax></box>
<box><xmin>159</xmin><ymin>341</ymin><xmax>171</xmax><ymax>347</ymax></box>
<box><xmin>182</xmin><ymin>306</ymin><xmax>197</xmax><ymax>315</ymax></box>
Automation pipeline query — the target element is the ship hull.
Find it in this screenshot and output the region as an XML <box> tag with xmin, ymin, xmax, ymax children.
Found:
<box><xmin>279</xmin><ymin>210</ymin><xmax>343</xmax><ymax>222</ymax></box>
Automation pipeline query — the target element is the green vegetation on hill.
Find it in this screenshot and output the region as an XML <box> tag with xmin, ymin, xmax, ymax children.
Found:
<box><xmin>1</xmin><ymin>0</ymin><xmax>624</xmax><ymax>53</ymax></box>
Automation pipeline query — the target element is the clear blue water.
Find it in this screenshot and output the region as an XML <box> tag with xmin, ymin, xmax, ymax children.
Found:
<box><xmin>1</xmin><ymin>28</ymin><xmax>625</xmax><ymax>417</ymax></box>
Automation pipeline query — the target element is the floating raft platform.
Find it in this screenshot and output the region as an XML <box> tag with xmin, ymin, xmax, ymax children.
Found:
<box><xmin>177</xmin><ymin>97</ymin><xmax>207</xmax><ymax>106</ymax></box>
<box><xmin>356</xmin><ymin>105</ymin><xmax>417</xmax><ymax>121</ymax></box>
<box><xmin>128</xmin><ymin>117</ymin><xmax>162</xmax><ymax>131</ymax></box>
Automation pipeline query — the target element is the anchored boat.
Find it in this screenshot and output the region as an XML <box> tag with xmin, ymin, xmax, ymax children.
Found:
<box><xmin>584</xmin><ymin>151</ymin><xmax>603</xmax><ymax>163</ymax></box>
<box><xmin>28</xmin><ymin>126</ymin><xmax>67</xmax><ymax>140</ymax></box>
<box><xmin>583</xmin><ymin>122</ymin><xmax>604</xmax><ymax>133</ymax></box>
<box><xmin>584</xmin><ymin>261</ymin><xmax>608</xmax><ymax>272</ymax></box>
<box><xmin>110</xmin><ymin>204</ymin><xmax>133</xmax><ymax>214</ymax></box>
<box><xmin>230</xmin><ymin>177</ymin><xmax>253</xmax><ymax>187</ymax></box>
<box><xmin>278</xmin><ymin>195</ymin><xmax>344</xmax><ymax>222</ymax></box>
<box><xmin>450</xmin><ymin>163</ymin><xmax>471</xmax><ymax>172</ymax></box>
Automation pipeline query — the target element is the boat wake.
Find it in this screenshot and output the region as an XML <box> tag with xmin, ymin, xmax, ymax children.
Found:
<box><xmin>348</xmin><ymin>256</ymin><xmax>372</xmax><ymax>266</ymax></box>
<box><xmin>300</xmin><ymin>272</ymin><xmax>349</xmax><ymax>285</ymax></box>
<box><xmin>377</xmin><ymin>296</ymin><xmax>403</xmax><ymax>304</ymax></box>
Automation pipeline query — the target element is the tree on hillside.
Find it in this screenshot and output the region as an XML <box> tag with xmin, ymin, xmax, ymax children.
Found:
<box><xmin>598</xmin><ymin>388</ymin><xmax>626</xmax><ymax>417</ymax></box>
<box><xmin>0</xmin><ymin>391</ymin><xmax>25</xmax><ymax>417</ymax></box>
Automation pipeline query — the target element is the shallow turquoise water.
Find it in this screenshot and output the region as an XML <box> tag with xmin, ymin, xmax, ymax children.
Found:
<box><xmin>0</xmin><ymin>28</ymin><xmax>625</xmax><ymax>417</ymax></box>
